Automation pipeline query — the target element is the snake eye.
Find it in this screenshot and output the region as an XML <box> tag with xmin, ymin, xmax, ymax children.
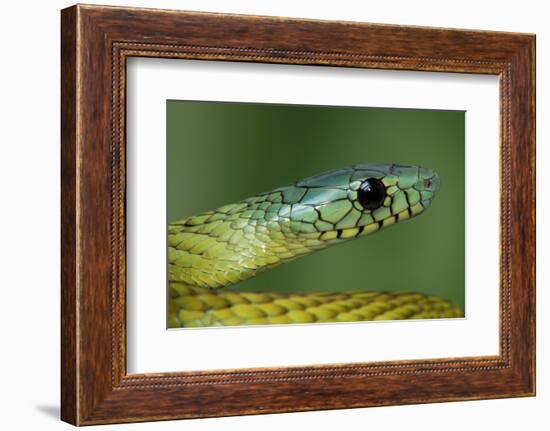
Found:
<box><xmin>357</xmin><ymin>178</ymin><xmax>386</xmax><ymax>210</ymax></box>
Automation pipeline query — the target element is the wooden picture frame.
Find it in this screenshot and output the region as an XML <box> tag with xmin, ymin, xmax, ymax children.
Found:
<box><xmin>61</xmin><ymin>4</ymin><xmax>535</xmax><ymax>425</ymax></box>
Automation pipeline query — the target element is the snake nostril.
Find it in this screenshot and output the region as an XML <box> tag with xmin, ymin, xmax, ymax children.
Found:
<box><xmin>425</xmin><ymin>179</ymin><xmax>433</xmax><ymax>189</ymax></box>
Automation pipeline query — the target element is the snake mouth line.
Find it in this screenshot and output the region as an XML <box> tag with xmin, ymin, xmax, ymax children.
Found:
<box><xmin>323</xmin><ymin>204</ymin><xmax>425</xmax><ymax>242</ymax></box>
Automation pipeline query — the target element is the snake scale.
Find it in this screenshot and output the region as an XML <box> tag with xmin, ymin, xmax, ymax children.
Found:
<box><xmin>168</xmin><ymin>164</ymin><xmax>463</xmax><ymax>328</ymax></box>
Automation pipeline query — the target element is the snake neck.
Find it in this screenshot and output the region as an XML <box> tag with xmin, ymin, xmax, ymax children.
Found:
<box><xmin>168</xmin><ymin>194</ymin><xmax>365</xmax><ymax>289</ymax></box>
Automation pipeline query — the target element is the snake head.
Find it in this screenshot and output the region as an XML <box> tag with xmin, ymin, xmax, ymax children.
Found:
<box><xmin>275</xmin><ymin>164</ymin><xmax>440</xmax><ymax>241</ymax></box>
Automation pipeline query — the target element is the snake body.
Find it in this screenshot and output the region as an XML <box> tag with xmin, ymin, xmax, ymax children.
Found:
<box><xmin>168</xmin><ymin>164</ymin><xmax>463</xmax><ymax>328</ymax></box>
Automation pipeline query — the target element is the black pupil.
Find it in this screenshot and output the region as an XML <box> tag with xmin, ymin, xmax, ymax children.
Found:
<box><xmin>357</xmin><ymin>178</ymin><xmax>386</xmax><ymax>210</ymax></box>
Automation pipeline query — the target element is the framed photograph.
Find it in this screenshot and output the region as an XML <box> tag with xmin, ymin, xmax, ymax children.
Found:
<box><xmin>61</xmin><ymin>4</ymin><xmax>535</xmax><ymax>425</ymax></box>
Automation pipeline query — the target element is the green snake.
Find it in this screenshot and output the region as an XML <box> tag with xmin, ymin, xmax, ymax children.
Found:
<box><xmin>168</xmin><ymin>164</ymin><xmax>463</xmax><ymax>328</ymax></box>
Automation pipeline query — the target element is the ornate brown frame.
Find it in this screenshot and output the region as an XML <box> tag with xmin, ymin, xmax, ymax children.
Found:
<box><xmin>61</xmin><ymin>4</ymin><xmax>535</xmax><ymax>425</ymax></box>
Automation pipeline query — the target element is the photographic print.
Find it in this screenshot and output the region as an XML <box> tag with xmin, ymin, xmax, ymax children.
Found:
<box><xmin>167</xmin><ymin>101</ymin><xmax>465</xmax><ymax>328</ymax></box>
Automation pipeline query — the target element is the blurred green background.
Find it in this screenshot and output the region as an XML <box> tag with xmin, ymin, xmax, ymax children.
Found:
<box><xmin>167</xmin><ymin>101</ymin><xmax>465</xmax><ymax>310</ymax></box>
